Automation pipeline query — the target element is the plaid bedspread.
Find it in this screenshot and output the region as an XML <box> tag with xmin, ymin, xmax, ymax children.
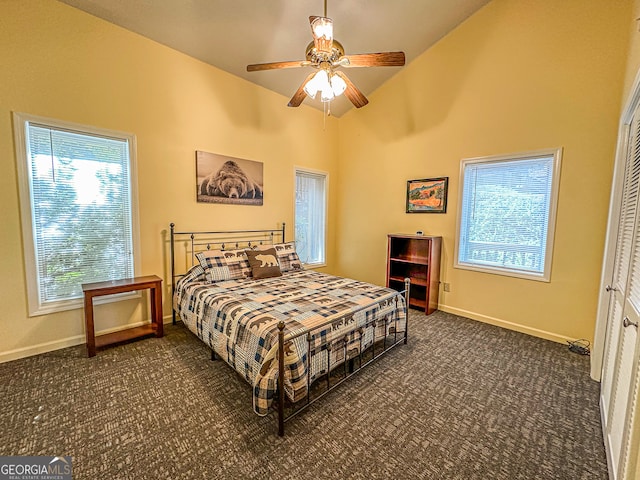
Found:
<box><xmin>174</xmin><ymin>268</ymin><xmax>407</xmax><ymax>415</ymax></box>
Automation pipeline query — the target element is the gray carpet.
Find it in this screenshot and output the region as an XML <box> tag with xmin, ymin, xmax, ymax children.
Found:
<box><xmin>0</xmin><ymin>311</ymin><xmax>608</xmax><ymax>479</ymax></box>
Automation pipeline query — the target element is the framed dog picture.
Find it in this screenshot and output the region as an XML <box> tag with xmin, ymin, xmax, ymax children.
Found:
<box><xmin>406</xmin><ymin>177</ymin><xmax>448</xmax><ymax>213</ymax></box>
<box><xmin>196</xmin><ymin>151</ymin><xmax>263</xmax><ymax>205</ymax></box>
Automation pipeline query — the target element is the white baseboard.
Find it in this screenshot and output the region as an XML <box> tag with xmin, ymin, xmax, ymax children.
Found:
<box><xmin>438</xmin><ymin>304</ymin><xmax>575</xmax><ymax>345</ymax></box>
<box><xmin>0</xmin><ymin>314</ymin><xmax>174</xmax><ymax>364</ymax></box>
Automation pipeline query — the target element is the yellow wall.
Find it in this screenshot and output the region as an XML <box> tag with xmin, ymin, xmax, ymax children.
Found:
<box><xmin>336</xmin><ymin>0</ymin><xmax>630</xmax><ymax>343</ymax></box>
<box><xmin>622</xmin><ymin>0</ymin><xmax>640</xmax><ymax>104</ymax></box>
<box><xmin>0</xmin><ymin>0</ymin><xmax>338</xmax><ymax>361</ymax></box>
<box><xmin>0</xmin><ymin>0</ymin><xmax>633</xmax><ymax>361</ymax></box>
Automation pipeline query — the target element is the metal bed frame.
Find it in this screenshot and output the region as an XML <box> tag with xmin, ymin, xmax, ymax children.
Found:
<box><xmin>169</xmin><ymin>222</ymin><xmax>410</xmax><ymax>436</ymax></box>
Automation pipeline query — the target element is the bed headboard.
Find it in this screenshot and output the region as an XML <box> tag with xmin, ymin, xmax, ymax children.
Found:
<box><xmin>169</xmin><ymin>222</ymin><xmax>285</xmax><ymax>295</ymax></box>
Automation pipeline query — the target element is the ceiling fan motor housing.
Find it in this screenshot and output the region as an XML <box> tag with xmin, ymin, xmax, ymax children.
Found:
<box><xmin>305</xmin><ymin>40</ymin><xmax>344</xmax><ymax>68</ymax></box>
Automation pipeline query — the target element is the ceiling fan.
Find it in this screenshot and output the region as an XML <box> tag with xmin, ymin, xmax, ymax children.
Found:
<box><xmin>246</xmin><ymin>1</ymin><xmax>405</xmax><ymax>111</ymax></box>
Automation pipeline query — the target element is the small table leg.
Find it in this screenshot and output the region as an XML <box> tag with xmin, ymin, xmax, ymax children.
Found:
<box><xmin>84</xmin><ymin>294</ymin><xmax>96</xmax><ymax>357</ymax></box>
<box><xmin>151</xmin><ymin>282</ymin><xmax>163</xmax><ymax>338</ymax></box>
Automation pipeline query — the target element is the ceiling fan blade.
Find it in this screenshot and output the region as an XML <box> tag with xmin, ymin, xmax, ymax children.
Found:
<box><xmin>339</xmin><ymin>52</ymin><xmax>406</xmax><ymax>68</ymax></box>
<box><xmin>247</xmin><ymin>60</ymin><xmax>310</xmax><ymax>72</ymax></box>
<box><xmin>334</xmin><ymin>71</ymin><xmax>368</xmax><ymax>108</ymax></box>
<box><xmin>288</xmin><ymin>72</ymin><xmax>317</xmax><ymax>107</ymax></box>
<box><xmin>309</xmin><ymin>16</ymin><xmax>333</xmax><ymax>53</ymax></box>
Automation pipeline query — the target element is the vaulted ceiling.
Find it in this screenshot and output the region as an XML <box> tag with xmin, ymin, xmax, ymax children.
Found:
<box><xmin>58</xmin><ymin>0</ymin><xmax>491</xmax><ymax>117</ymax></box>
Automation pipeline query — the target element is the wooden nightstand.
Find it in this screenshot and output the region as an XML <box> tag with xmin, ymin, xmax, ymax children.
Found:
<box><xmin>82</xmin><ymin>275</ymin><xmax>163</xmax><ymax>357</ymax></box>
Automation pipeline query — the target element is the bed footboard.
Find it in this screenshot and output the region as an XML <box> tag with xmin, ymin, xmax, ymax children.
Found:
<box><xmin>276</xmin><ymin>278</ymin><xmax>410</xmax><ymax>436</ymax></box>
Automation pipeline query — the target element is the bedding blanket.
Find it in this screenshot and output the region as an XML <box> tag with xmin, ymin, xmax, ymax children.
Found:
<box><xmin>174</xmin><ymin>268</ymin><xmax>407</xmax><ymax>415</ymax></box>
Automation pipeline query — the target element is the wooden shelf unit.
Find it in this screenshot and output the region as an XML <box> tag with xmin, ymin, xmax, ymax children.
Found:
<box><xmin>386</xmin><ymin>234</ymin><xmax>441</xmax><ymax>315</ymax></box>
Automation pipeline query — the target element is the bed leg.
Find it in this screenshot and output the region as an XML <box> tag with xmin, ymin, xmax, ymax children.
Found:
<box><xmin>211</xmin><ymin>349</ymin><xmax>217</xmax><ymax>361</ymax></box>
<box><xmin>404</xmin><ymin>278</ymin><xmax>410</xmax><ymax>345</ymax></box>
<box><xmin>277</xmin><ymin>321</ymin><xmax>286</xmax><ymax>437</ymax></box>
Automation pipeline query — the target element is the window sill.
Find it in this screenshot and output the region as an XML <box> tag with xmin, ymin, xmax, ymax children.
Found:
<box><xmin>454</xmin><ymin>261</ymin><xmax>550</xmax><ymax>282</ymax></box>
<box><xmin>303</xmin><ymin>262</ymin><xmax>327</xmax><ymax>270</ymax></box>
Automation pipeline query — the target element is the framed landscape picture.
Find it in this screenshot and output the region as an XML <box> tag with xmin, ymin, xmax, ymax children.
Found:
<box><xmin>406</xmin><ymin>177</ymin><xmax>448</xmax><ymax>213</ymax></box>
<box><xmin>196</xmin><ymin>151</ymin><xmax>263</xmax><ymax>205</ymax></box>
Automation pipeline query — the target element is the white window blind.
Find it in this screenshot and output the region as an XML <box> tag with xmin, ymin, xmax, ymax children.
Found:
<box><xmin>456</xmin><ymin>149</ymin><xmax>561</xmax><ymax>281</ymax></box>
<box><xmin>295</xmin><ymin>169</ymin><xmax>327</xmax><ymax>266</ymax></box>
<box><xmin>14</xmin><ymin>113</ymin><xmax>138</xmax><ymax>315</ymax></box>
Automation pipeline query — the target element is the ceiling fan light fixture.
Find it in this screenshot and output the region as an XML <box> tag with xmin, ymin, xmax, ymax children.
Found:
<box><xmin>303</xmin><ymin>84</ymin><xmax>317</xmax><ymax>99</ymax></box>
<box><xmin>303</xmin><ymin>69</ymin><xmax>327</xmax><ymax>99</ymax></box>
<box><xmin>311</xmin><ymin>16</ymin><xmax>333</xmax><ymax>53</ymax></box>
<box><xmin>320</xmin><ymin>85</ymin><xmax>334</xmax><ymax>103</ymax></box>
<box><xmin>330</xmin><ymin>73</ymin><xmax>347</xmax><ymax>96</ymax></box>
<box><xmin>303</xmin><ymin>69</ymin><xmax>347</xmax><ymax>102</ymax></box>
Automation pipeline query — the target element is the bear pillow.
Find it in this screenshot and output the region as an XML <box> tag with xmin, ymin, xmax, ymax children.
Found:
<box><xmin>267</xmin><ymin>242</ymin><xmax>304</xmax><ymax>272</ymax></box>
<box><xmin>245</xmin><ymin>248</ymin><xmax>282</xmax><ymax>279</ymax></box>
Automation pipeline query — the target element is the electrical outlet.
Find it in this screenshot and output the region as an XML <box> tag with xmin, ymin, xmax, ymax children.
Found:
<box><xmin>443</xmin><ymin>283</ymin><xmax>451</xmax><ymax>292</ymax></box>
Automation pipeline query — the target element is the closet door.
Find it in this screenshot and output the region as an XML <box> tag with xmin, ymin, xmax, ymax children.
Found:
<box><xmin>601</xmin><ymin>107</ymin><xmax>640</xmax><ymax>480</ymax></box>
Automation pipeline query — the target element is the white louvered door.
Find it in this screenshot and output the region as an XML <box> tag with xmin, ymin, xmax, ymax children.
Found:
<box><xmin>601</xmin><ymin>105</ymin><xmax>640</xmax><ymax>480</ymax></box>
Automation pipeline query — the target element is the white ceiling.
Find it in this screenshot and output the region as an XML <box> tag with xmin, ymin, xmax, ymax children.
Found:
<box><xmin>58</xmin><ymin>0</ymin><xmax>490</xmax><ymax>117</ymax></box>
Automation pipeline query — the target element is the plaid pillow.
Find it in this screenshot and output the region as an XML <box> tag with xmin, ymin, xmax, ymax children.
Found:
<box><xmin>176</xmin><ymin>264</ymin><xmax>207</xmax><ymax>290</ymax></box>
<box><xmin>271</xmin><ymin>242</ymin><xmax>304</xmax><ymax>272</ymax></box>
<box><xmin>221</xmin><ymin>248</ymin><xmax>253</xmax><ymax>279</ymax></box>
<box><xmin>195</xmin><ymin>249</ymin><xmax>251</xmax><ymax>281</ymax></box>
<box><xmin>195</xmin><ymin>250</ymin><xmax>225</xmax><ymax>269</ymax></box>
<box><xmin>206</xmin><ymin>266</ymin><xmax>233</xmax><ymax>283</ymax></box>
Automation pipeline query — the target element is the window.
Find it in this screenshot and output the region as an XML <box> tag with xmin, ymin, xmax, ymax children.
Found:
<box><xmin>455</xmin><ymin>149</ymin><xmax>562</xmax><ymax>281</ymax></box>
<box><xmin>13</xmin><ymin>113</ymin><xmax>139</xmax><ymax>316</ymax></box>
<box><xmin>295</xmin><ymin>168</ymin><xmax>328</xmax><ymax>266</ymax></box>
